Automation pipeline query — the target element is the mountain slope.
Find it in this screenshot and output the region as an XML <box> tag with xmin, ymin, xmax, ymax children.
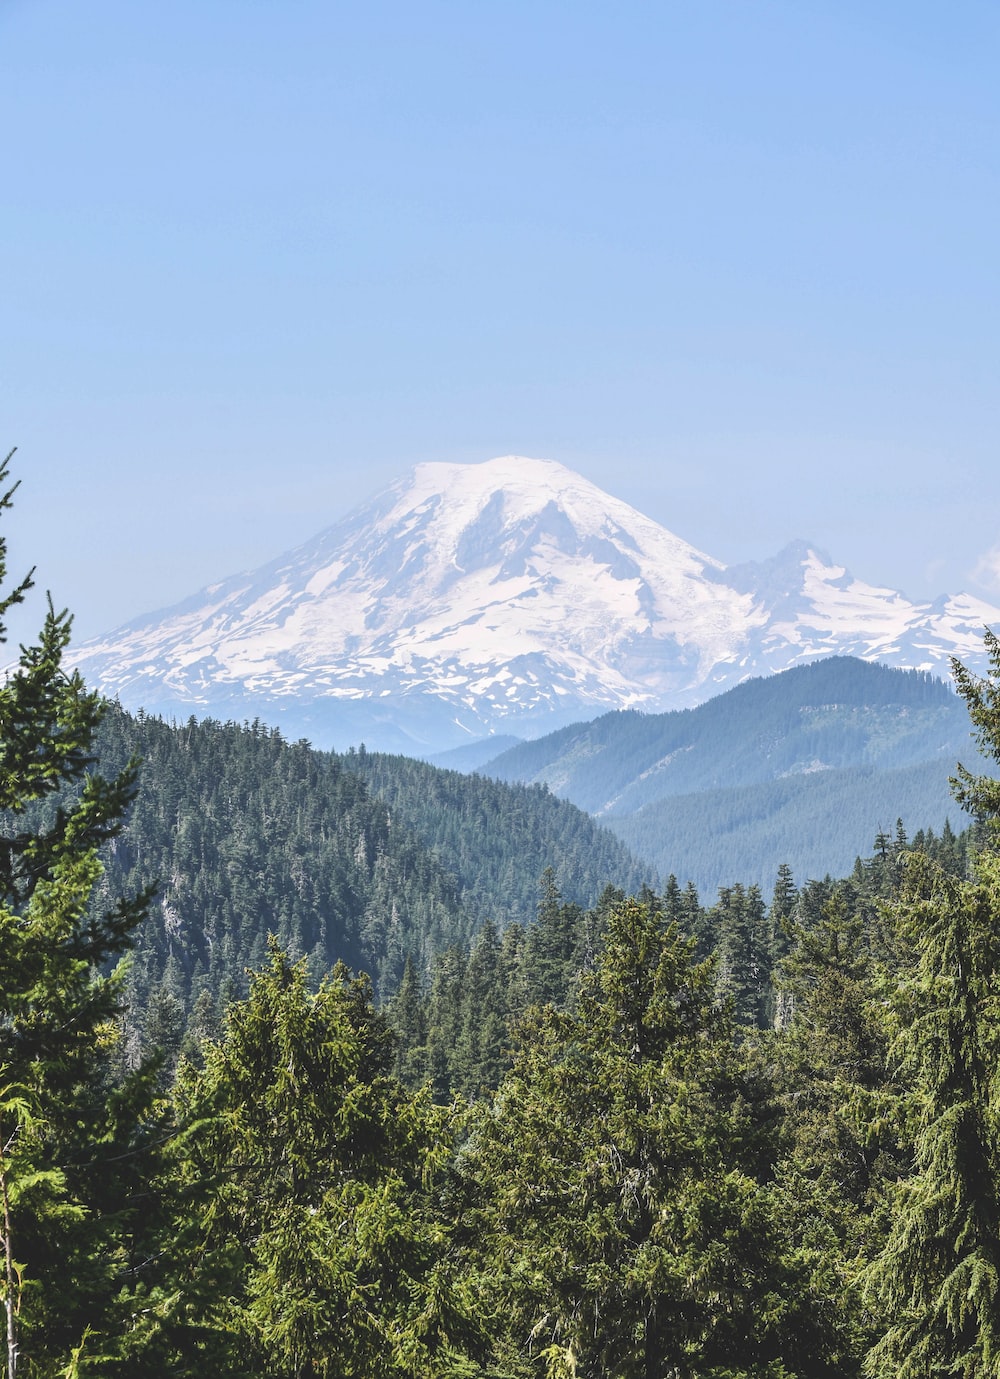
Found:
<box><xmin>483</xmin><ymin>657</ymin><xmax>988</xmax><ymax>893</ymax></box>
<box><xmin>86</xmin><ymin>708</ymin><xmax>651</xmax><ymax>1055</ymax></box>
<box><xmin>484</xmin><ymin>657</ymin><xmax>980</xmax><ymax>815</ymax></box>
<box><xmin>607</xmin><ymin>759</ymin><xmax>964</xmax><ymax>894</ymax></box>
<box><xmin>72</xmin><ymin>457</ymin><xmax>1000</xmax><ymax>752</ymax></box>
<box><xmin>349</xmin><ymin>750</ymin><xmax>652</xmax><ymax>929</ymax></box>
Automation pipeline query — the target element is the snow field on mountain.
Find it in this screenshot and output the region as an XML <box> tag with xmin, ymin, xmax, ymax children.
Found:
<box><xmin>71</xmin><ymin>455</ymin><xmax>1000</xmax><ymax>751</ymax></box>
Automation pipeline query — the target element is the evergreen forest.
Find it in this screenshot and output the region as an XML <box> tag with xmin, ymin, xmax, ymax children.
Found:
<box><xmin>485</xmin><ymin>657</ymin><xmax>983</xmax><ymax>891</ymax></box>
<box><xmin>80</xmin><ymin>706</ymin><xmax>651</xmax><ymax>1072</ymax></box>
<box><xmin>9</xmin><ymin>454</ymin><xmax>1000</xmax><ymax>1378</ymax></box>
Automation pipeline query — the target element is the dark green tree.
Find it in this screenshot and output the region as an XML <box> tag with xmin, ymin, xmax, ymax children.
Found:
<box><xmin>770</xmin><ymin>862</ymin><xmax>798</xmax><ymax>930</ymax></box>
<box><xmin>863</xmin><ymin>639</ymin><xmax>1000</xmax><ymax>1376</ymax></box>
<box><xmin>767</xmin><ymin>886</ymin><xmax>896</xmax><ymax>1374</ymax></box>
<box><xmin>452</xmin><ymin>921</ymin><xmax>511</xmax><ymax>1097</ymax></box>
<box><xmin>951</xmin><ymin>628</ymin><xmax>1000</xmax><ymax>826</ymax></box>
<box><xmin>387</xmin><ymin>953</ymin><xmax>429</xmax><ymax>1086</ymax></box>
<box><xmin>0</xmin><ymin>452</ymin><xmax>153</xmax><ymax>1375</ymax></box>
<box><xmin>523</xmin><ymin>868</ymin><xmax>585</xmax><ymax>1008</ymax></box>
<box><xmin>864</xmin><ymin>851</ymin><xmax>1000</xmax><ymax>1378</ymax></box>
<box><xmin>168</xmin><ymin>943</ymin><xmax>477</xmax><ymax>1377</ymax></box>
<box><xmin>464</xmin><ymin>897</ymin><xmax>828</xmax><ymax>1378</ymax></box>
<box><xmin>712</xmin><ymin>882</ymin><xmax>770</xmax><ymax>1029</ymax></box>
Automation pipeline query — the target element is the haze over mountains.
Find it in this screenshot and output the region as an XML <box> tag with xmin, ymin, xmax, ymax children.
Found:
<box><xmin>73</xmin><ymin>456</ymin><xmax>1000</xmax><ymax>753</ymax></box>
<box><xmin>482</xmin><ymin>657</ymin><xmax>986</xmax><ymax>892</ymax></box>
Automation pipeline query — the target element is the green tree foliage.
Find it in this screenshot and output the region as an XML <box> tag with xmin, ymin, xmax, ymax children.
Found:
<box><xmin>489</xmin><ymin>657</ymin><xmax>963</xmax><ymax>814</ymax></box>
<box><xmin>93</xmin><ymin>709</ymin><xmax>470</xmax><ymax>1051</ymax></box>
<box><xmin>710</xmin><ymin>881</ymin><xmax>770</xmax><ymax>1029</ymax></box>
<box><xmin>770</xmin><ymin>861</ymin><xmax>798</xmax><ymax>929</ymax></box>
<box><xmin>462</xmin><ymin>897</ymin><xmax>832</xmax><ymax>1379</ymax></box>
<box><xmin>611</xmin><ymin>760</ymin><xmax>961</xmax><ymax>897</ymax></box>
<box><xmin>349</xmin><ymin>750</ymin><xmax>652</xmax><ymax>927</ymax></box>
<box><xmin>766</xmin><ymin>887</ymin><xmax>899</xmax><ymax>1373</ymax></box>
<box><xmin>861</xmin><ymin>640</ymin><xmax>1000</xmax><ymax>1376</ymax></box>
<box><xmin>391</xmin><ymin>881</ymin><xmax>626</xmax><ymax>1101</ymax></box>
<box><xmin>521</xmin><ymin>868</ymin><xmax>588</xmax><ymax>1009</ymax></box>
<box><xmin>951</xmin><ymin>627</ymin><xmax>1000</xmax><ymax>826</ymax></box>
<box><xmin>911</xmin><ymin>816</ymin><xmax>973</xmax><ymax>878</ymax></box>
<box><xmin>86</xmin><ymin>708</ymin><xmax>650</xmax><ymax>1062</ymax></box>
<box><xmin>3</xmin><ymin>441</ymin><xmax>997</xmax><ymax>1379</ymax></box>
<box><xmin>0</xmin><ymin>454</ymin><xmax>155</xmax><ymax>1376</ymax></box>
<box><xmin>864</xmin><ymin>852</ymin><xmax>1000</xmax><ymax>1378</ymax></box>
<box><xmin>774</xmin><ymin>888</ymin><xmax>889</xmax><ymax>1203</ymax></box>
<box><xmin>166</xmin><ymin>943</ymin><xmax>477</xmax><ymax>1377</ymax></box>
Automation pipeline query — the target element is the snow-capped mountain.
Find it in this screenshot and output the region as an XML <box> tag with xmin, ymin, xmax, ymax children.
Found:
<box><xmin>71</xmin><ymin>456</ymin><xmax>1000</xmax><ymax>752</ymax></box>
<box><xmin>721</xmin><ymin>542</ymin><xmax>1000</xmax><ymax>679</ymax></box>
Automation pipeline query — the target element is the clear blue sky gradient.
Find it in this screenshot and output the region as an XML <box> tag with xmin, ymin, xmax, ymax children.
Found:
<box><xmin>4</xmin><ymin>0</ymin><xmax>1000</xmax><ymax>642</ymax></box>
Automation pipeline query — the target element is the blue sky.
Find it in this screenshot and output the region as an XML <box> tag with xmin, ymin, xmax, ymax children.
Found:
<box><xmin>4</xmin><ymin>0</ymin><xmax>1000</xmax><ymax>642</ymax></box>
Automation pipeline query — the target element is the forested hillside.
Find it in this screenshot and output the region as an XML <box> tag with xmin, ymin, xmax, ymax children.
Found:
<box><xmin>427</xmin><ymin>733</ymin><xmax>522</xmax><ymax>772</ymax></box>
<box><xmin>11</xmin><ymin>441</ymin><xmax>1000</xmax><ymax>1377</ymax></box>
<box><xmin>85</xmin><ymin>708</ymin><xmax>651</xmax><ymax>1064</ymax></box>
<box><xmin>486</xmin><ymin>656</ymin><xmax>983</xmax><ymax>890</ymax></box>
<box><xmin>609</xmin><ymin>757</ymin><xmax>965</xmax><ymax>892</ymax></box>
<box><xmin>384</xmin><ymin>816</ymin><xmax>975</xmax><ymax>1100</ymax></box>
<box><xmin>349</xmin><ymin>748</ymin><xmax>651</xmax><ymax>925</ymax></box>
<box><xmin>487</xmin><ymin>657</ymin><xmax>972</xmax><ymax>810</ymax></box>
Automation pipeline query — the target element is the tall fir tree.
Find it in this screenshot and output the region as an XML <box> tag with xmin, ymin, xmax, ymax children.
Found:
<box><xmin>464</xmin><ymin>897</ymin><xmax>835</xmax><ymax>1379</ymax></box>
<box><xmin>0</xmin><ymin>452</ymin><xmax>154</xmax><ymax>1376</ymax></box>
<box><xmin>864</xmin><ymin>639</ymin><xmax>1000</xmax><ymax>1376</ymax></box>
<box><xmin>711</xmin><ymin>882</ymin><xmax>770</xmax><ymax>1030</ymax></box>
<box><xmin>864</xmin><ymin>852</ymin><xmax>1000</xmax><ymax>1378</ymax></box>
<box><xmin>167</xmin><ymin>943</ymin><xmax>478</xmax><ymax>1377</ymax></box>
<box><xmin>951</xmin><ymin>628</ymin><xmax>1000</xmax><ymax>827</ymax></box>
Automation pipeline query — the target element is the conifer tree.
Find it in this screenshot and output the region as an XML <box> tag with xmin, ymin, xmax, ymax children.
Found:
<box><xmin>712</xmin><ymin>882</ymin><xmax>769</xmax><ymax>1029</ymax></box>
<box><xmin>951</xmin><ymin>628</ymin><xmax>1000</xmax><ymax>826</ymax></box>
<box><xmin>169</xmin><ymin>943</ymin><xmax>477</xmax><ymax>1377</ymax></box>
<box><xmin>0</xmin><ymin>452</ymin><xmax>152</xmax><ymax>1375</ymax></box>
<box><xmin>453</xmin><ymin>921</ymin><xmax>510</xmax><ymax>1096</ymax></box>
<box><xmin>465</xmin><ymin>897</ymin><xmax>829</xmax><ymax>1378</ymax></box>
<box><xmin>864</xmin><ymin>639</ymin><xmax>1000</xmax><ymax>1376</ymax></box>
<box><xmin>772</xmin><ymin>887</ymin><xmax>892</xmax><ymax>1320</ymax></box>
<box><xmin>769</xmin><ymin>862</ymin><xmax>797</xmax><ymax>960</ymax></box>
<box><xmin>770</xmin><ymin>862</ymin><xmax>798</xmax><ymax>929</ymax></box>
<box><xmin>388</xmin><ymin>953</ymin><xmax>429</xmax><ymax>1086</ymax></box>
<box><xmin>864</xmin><ymin>852</ymin><xmax>1000</xmax><ymax>1378</ymax></box>
<box><xmin>524</xmin><ymin>868</ymin><xmax>584</xmax><ymax>1007</ymax></box>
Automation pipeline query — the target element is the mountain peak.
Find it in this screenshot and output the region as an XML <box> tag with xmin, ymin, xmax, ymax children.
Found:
<box><xmin>71</xmin><ymin>458</ymin><xmax>1000</xmax><ymax>752</ymax></box>
<box><xmin>411</xmin><ymin>453</ymin><xmax>579</xmax><ymax>490</ymax></box>
<box><xmin>399</xmin><ymin>456</ymin><xmax>598</xmax><ymax>523</ymax></box>
<box><xmin>389</xmin><ymin>455</ymin><xmax>693</xmax><ymax>558</ymax></box>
